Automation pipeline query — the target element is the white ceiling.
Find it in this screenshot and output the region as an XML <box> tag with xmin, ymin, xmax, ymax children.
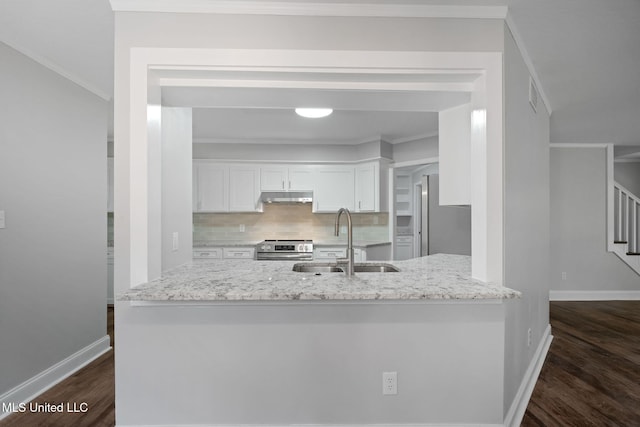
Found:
<box><xmin>2</xmin><ymin>0</ymin><xmax>639</xmax><ymax>152</ymax></box>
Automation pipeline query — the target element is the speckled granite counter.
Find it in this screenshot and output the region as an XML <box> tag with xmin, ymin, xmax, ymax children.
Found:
<box><xmin>118</xmin><ymin>254</ymin><xmax>520</xmax><ymax>302</ymax></box>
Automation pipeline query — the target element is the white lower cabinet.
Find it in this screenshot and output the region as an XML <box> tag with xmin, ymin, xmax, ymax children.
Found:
<box><xmin>193</xmin><ymin>248</ymin><xmax>223</xmax><ymax>259</ymax></box>
<box><xmin>395</xmin><ymin>236</ymin><xmax>414</xmax><ymax>260</ymax></box>
<box><xmin>313</xmin><ymin>247</ymin><xmax>365</xmax><ymax>262</ymax></box>
<box><xmin>193</xmin><ymin>247</ymin><xmax>255</xmax><ymax>260</ymax></box>
<box><xmin>314</xmin><ymin>247</ymin><xmax>347</xmax><ymax>261</ymax></box>
<box><xmin>223</xmin><ymin>247</ymin><xmax>255</xmax><ymax>259</ymax></box>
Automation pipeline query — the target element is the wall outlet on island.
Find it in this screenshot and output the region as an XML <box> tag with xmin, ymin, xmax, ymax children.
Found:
<box><xmin>382</xmin><ymin>371</ymin><xmax>397</xmax><ymax>395</ymax></box>
<box><xmin>172</xmin><ymin>232</ymin><xmax>179</xmax><ymax>251</ymax></box>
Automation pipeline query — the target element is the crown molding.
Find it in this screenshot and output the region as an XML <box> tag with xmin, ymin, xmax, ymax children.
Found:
<box><xmin>2</xmin><ymin>40</ymin><xmax>111</xmax><ymax>101</ymax></box>
<box><xmin>389</xmin><ymin>131</ymin><xmax>439</xmax><ymax>145</ymax></box>
<box><xmin>110</xmin><ymin>0</ymin><xmax>508</xmax><ymax>19</ymax></box>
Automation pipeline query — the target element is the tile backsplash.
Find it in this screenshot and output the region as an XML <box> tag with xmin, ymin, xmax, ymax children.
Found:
<box><xmin>193</xmin><ymin>204</ymin><xmax>389</xmax><ymax>244</ymax></box>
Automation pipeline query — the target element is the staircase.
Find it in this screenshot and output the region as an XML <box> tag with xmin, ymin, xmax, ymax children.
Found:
<box><xmin>610</xmin><ymin>181</ymin><xmax>640</xmax><ymax>274</ymax></box>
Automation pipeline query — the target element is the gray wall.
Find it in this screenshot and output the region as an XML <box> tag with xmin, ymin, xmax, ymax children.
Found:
<box><xmin>614</xmin><ymin>162</ymin><xmax>640</xmax><ymax>196</ymax></box>
<box><xmin>392</xmin><ymin>135</ymin><xmax>439</xmax><ymax>163</ymax></box>
<box><xmin>193</xmin><ymin>139</ymin><xmax>391</xmax><ymax>162</ymax></box>
<box><xmin>551</xmin><ymin>147</ymin><xmax>640</xmax><ymax>291</ymax></box>
<box><xmin>161</xmin><ymin>108</ymin><xmax>193</xmax><ymax>271</ymax></box>
<box><xmin>427</xmin><ymin>174</ymin><xmax>471</xmax><ymax>256</ymax></box>
<box><xmin>502</xmin><ymin>26</ymin><xmax>551</xmax><ymax>418</ymax></box>
<box><xmin>0</xmin><ymin>43</ymin><xmax>107</xmax><ymax>394</ymax></box>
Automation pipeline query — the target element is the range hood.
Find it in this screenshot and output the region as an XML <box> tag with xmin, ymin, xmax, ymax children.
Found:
<box><xmin>260</xmin><ymin>191</ymin><xmax>313</xmax><ymax>204</ymax></box>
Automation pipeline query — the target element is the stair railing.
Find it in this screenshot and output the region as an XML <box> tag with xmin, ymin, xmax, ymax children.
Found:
<box><xmin>614</xmin><ymin>182</ymin><xmax>640</xmax><ymax>255</ymax></box>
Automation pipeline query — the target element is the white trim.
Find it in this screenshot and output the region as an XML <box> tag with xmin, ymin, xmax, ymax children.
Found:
<box><xmin>615</xmin><ymin>158</ymin><xmax>640</xmax><ymax>163</ymax></box>
<box><xmin>504</xmin><ymin>14</ymin><xmax>552</xmax><ymax>114</ymax></box>
<box><xmin>1</xmin><ymin>40</ymin><xmax>111</xmax><ymax>101</ymax></box>
<box><xmin>192</xmin><ymin>135</ymin><xmax>385</xmax><ymax>146</ymax></box>
<box><xmin>392</xmin><ymin>157</ymin><xmax>439</xmax><ymax>169</ymax></box>
<box><xmin>550</xmin><ymin>290</ymin><xmax>640</xmax><ymax>301</ymax></box>
<box><xmin>549</xmin><ymin>143</ymin><xmax>609</xmax><ymax>149</ymax></box>
<box><xmin>607</xmin><ymin>144</ymin><xmax>615</xmax><ymax>252</ymax></box>
<box><xmin>0</xmin><ymin>336</ymin><xmax>111</xmax><ymax>421</ymax></box>
<box><xmin>109</xmin><ymin>0</ymin><xmax>508</xmax><ymax>19</ymax></box>
<box><xmin>503</xmin><ymin>325</ymin><xmax>553</xmax><ymax>427</ymax></box>
<box><xmin>388</xmin><ymin>131</ymin><xmax>439</xmax><ymax>145</ymax></box>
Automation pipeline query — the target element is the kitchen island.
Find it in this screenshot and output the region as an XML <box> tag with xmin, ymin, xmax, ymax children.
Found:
<box><xmin>119</xmin><ymin>254</ymin><xmax>518</xmax><ymax>302</ymax></box>
<box><xmin>116</xmin><ymin>254</ymin><xmax>519</xmax><ymax>426</ymax></box>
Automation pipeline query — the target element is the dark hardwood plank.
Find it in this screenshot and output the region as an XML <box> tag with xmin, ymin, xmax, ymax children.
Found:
<box><xmin>523</xmin><ymin>301</ymin><xmax>640</xmax><ymax>427</ymax></box>
<box><xmin>0</xmin><ymin>307</ymin><xmax>115</xmax><ymax>427</ymax></box>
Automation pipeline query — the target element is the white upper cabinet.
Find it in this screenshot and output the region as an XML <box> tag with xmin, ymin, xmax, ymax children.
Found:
<box><xmin>107</xmin><ymin>158</ymin><xmax>114</xmax><ymax>213</ymax></box>
<box><xmin>193</xmin><ymin>161</ymin><xmax>261</xmax><ymax>213</ymax></box>
<box><xmin>193</xmin><ymin>161</ymin><xmax>228</xmax><ymax>212</ymax></box>
<box><xmin>313</xmin><ymin>166</ymin><xmax>355</xmax><ymax>212</ymax></box>
<box><xmin>229</xmin><ymin>165</ymin><xmax>261</xmax><ymax>212</ymax></box>
<box><xmin>355</xmin><ymin>163</ymin><xmax>377</xmax><ymax>212</ymax></box>
<box><xmin>260</xmin><ymin>165</ymin><xmax>315</xmax><ymax>191</ymax></box>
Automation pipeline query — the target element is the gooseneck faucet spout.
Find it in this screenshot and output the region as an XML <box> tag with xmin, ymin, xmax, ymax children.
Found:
<box><xmin>334</xmin><ymin>208</ymin><xmax>354</xmax><ymax>276</ymax></box>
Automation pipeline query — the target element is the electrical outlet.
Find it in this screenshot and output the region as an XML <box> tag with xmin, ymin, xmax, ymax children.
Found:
<box><xmin>0</xmin><ymin>210</ymin><xmax>5</xmax><ymax>229</ymax></box>
<box><xmin>527</xmin><ymin>328</ymin><xmax>532</xmax><ymax>347</ymax></box>
<box><xmin>239</xmin><ymin>224</ymin><xmax>245</xmax><ymax>232</ymax></box>
<box><xmin>172</xmin><ymin>232</ymin><xmax>179</xmax><ymax>251</ymax></box>
<box><xmin>382</xmin><ymin>371</ymin><xmax>397</xmax><ymax>395</ymax></box>
<box><xmin>561</xmin><ymin>271</ymin><xmax>567</xmax><ymax>281</ymax></box>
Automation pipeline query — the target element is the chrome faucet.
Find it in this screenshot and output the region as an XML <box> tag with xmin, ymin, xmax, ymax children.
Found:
<box><xmin>334</xmin><ymin>208</ymin><xmax>354</xmax><ymax>276</ymax></box>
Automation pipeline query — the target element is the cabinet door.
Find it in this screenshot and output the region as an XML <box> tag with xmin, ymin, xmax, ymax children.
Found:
<box><xmin>107</xmin><ymin>158</ymin><xmax>114</xmax><ymax>212</ymax></box>
<box><xmin>355</xmin><ymin>163</ymin><xmax>377</xmax><ymax>212</ymax></box>
<box><xmin>288</xmin><ymin>166</ymin><xmax>315</xmax><ymax>191</ymax></box>
<box><xmin>313</xmin><ymin>167</ymin><xmax>354</xmax><ymax>212</ymax></box>
<box><xmin>260</xmin><ymin>166</ymin><xmax>287</xmax><ymax>191</ymax></box>
<box><xmin>229</xmin><ymin>165</ymin><xmax>261</xmax><ymax>212</ymax></box>
<box><xmin>195</xmin><ymin>162</ymin><xmax>228</xmax><ymax>212</ymax></box>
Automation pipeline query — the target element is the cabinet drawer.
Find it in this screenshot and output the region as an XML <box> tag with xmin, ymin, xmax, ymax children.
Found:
<box><xmin>223</xmin><ymin>248</ymin><xmax>255</xmax><ymax>259</ymax></box>
<box><xmin>193</xmin><ymin>248</ymin><xmax>223</xmax><ymax>259</ymax></box>
<box><xmin>396</xmin><ymin>236</ymin><xmax>414</xmax><ymax>244</ymax></box>
<box><xmin>314</xmin><ymin>248</ymin><xmax>347</xmax><ymax>259</ymax></box>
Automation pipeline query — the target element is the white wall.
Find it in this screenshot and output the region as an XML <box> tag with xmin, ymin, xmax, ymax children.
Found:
<box><xmin>502</xmin><ymin>25</ymin><xmax>551</xmax><ymax>420</ymax></box>
<box><xmin>162</xmin><ymin>108</ymin><xmax>193</xmax><ymax>271</ymax></box>
<box><xmin>0</xmin><ymin>43</ymin><xmax>108</xmax><ymax>397</ymax></box>
<box><xmin>614</xmin><ymin>162</ymin><xmax>640</xmax><ymax>196</ymax></box>
<box><xmin>551</xmin><ymin>147</ymin><xmax>640</xmax><ymax>292</ymax></box>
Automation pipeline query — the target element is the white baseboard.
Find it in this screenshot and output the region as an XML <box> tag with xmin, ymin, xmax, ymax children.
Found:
<box><xmin>550</xmin><ymin>290</ymin><xmax>640</xmax><ymax>301</ymax></box>
<box><xmin>0</xmin><ymin>335</ymin><xmax>111</xmax><ymax>421</ymax></box>
<box><xmin>503</xmin><ymin>324</ymin><xmax>553</xmax><ymax>427</ymax></box>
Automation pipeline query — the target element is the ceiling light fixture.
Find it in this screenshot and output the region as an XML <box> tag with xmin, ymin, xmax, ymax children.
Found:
<box><xmin>295</xmin><ymin>108</ymin><xmax>333</xmax><ymax>118</ymax></box>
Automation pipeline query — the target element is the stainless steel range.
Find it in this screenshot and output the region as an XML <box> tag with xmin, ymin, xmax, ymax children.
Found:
<box><xmin>256</xmin><ymin>239</ymin><xmax>314</xmax><ymax>261</ymax></box>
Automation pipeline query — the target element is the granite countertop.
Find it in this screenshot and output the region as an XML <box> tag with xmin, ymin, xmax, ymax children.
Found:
<box><xmin>313</xmin><ymin>241</ymin><xmax>391</xmax><ymax>248</ymax></box>
<box><xmin>118</xmin><ymin>254</ymin><xmax>520</xmax><ymax>302</ymax></box>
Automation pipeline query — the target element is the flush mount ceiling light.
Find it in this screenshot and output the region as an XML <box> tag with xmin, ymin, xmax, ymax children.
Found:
<box><xmin>294</xmin><ymin>108</ymin><xmax>333</xmax><ymax>118</ymax></box>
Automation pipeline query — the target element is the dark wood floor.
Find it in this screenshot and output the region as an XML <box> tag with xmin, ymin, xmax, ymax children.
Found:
<box><xmin>0</xmin><ymin>307</ymin><xmax>115</xmax><ymax>427</ymax></box>
<box><xmin>2</xmin><ymin>302</ymin><xmax>639</xmax><ymax>426</ymax></box>
<box><xmin>523</xmin><ymin>301</ymin><xmax>640</xmax><ymax>426</ymax></box>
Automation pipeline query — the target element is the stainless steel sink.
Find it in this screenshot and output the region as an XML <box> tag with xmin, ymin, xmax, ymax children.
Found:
<box><xmin>292</xmin><ymin>262</ymin><xmax>399</xmax><ymax>273</ymax></box>
<box><xmin>353</xmin><ymin>263</ymin><xmax>399</xmax><ymax>273</ymax></box>
<box><xmin>292</xmin><ymin>263</ymin><xmax>344</xmax><ymax>273</ymax></box>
